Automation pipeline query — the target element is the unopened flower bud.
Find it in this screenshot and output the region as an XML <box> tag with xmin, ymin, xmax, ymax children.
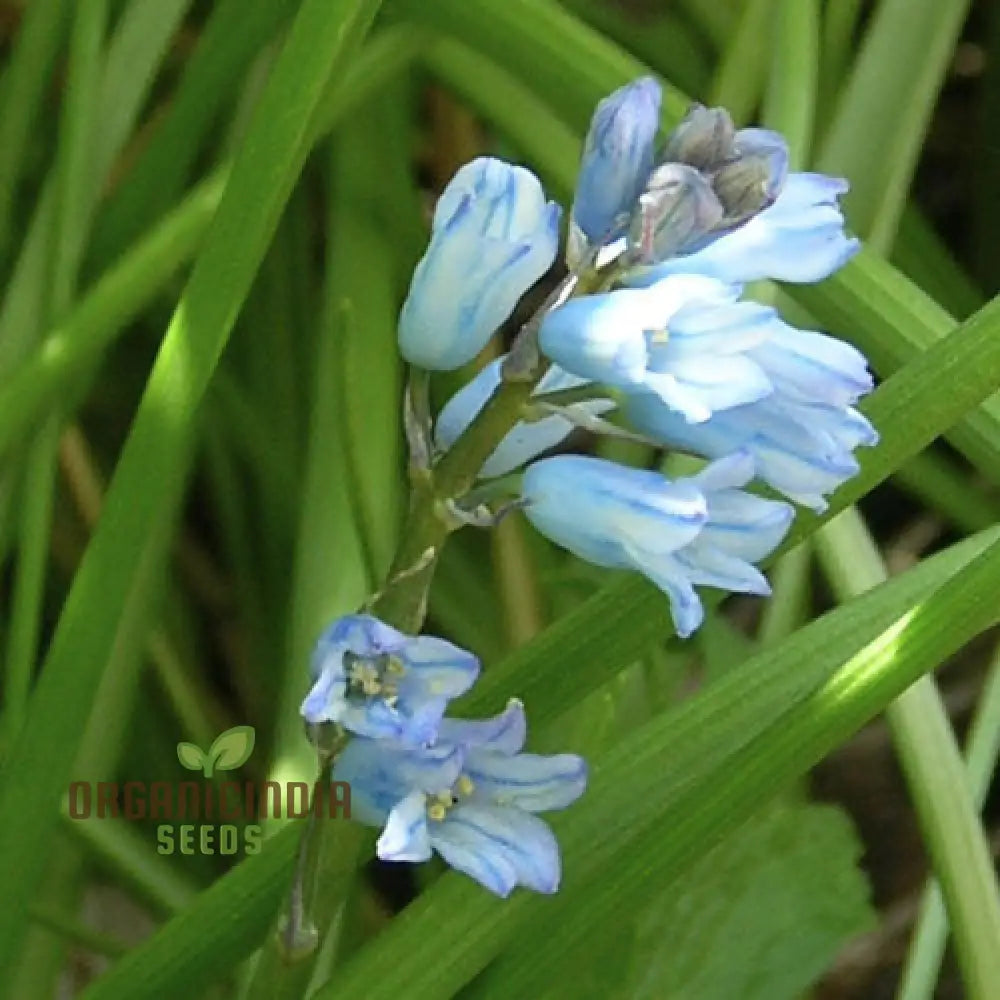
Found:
<box><xmin>628</xmin><ymin>162</ymin><xmax>724</xmax><ymax>263</ymax></box>
<box><xmin>663</xmin><ymin>105</ymin><xmax>735</xmax><ymax>170</ymax></box>
<box><xmin>399</xmin><ymin>158</ymin><xmax>560</xmax><ymax>370</ymax></box>
<box><xmin>570</xmin><ymin>76</ymin><xmax>661</xmax><ymax>265</ymax></box>
<box><xmin>711</xmin><ymin>128</ymin><xmax>788</xmax><ymax>223</ymax></box>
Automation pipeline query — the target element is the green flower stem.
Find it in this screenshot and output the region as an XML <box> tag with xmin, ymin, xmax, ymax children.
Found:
<box><xmin>530</xmin><ymin>383</ymin><xmax>614</xmax><ymax>410</ymax></box>
<box><xmin>244</xmin><ymin>809</ymin><xmax>368</xmax><ymax>1000</ymax></box>
<box><xmin>896</xmin><ymin>638</ymin><xmax>1000</xmax><ymax>1000</ymax></box>
<box><xmin>372</xmin><ymin>264</ymin><xmax>609</xmax><ymax>634</ymax></box>
<box><xmin>816</xmin><ymin>508</ymin><xmax>1000</xmax><ymax>1000</ymax></box>
<box><xmin>372</xmin><ymin>375</ymin><xmax>535</xmax><ymax>634</ymax></box>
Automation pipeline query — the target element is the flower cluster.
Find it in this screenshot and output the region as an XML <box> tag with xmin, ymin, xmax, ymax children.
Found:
<box><xmin>399</xmin><ymin>77</ymin><xmax>877</xmax><ymax>636</ymax></box>
<box><xmin>301</xmin><ymin>615</ymin><xmax>586</xmax><ymax>897</ymax></box>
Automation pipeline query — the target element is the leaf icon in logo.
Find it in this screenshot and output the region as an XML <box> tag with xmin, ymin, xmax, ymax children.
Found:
<box><xmin>205</xmin><ymin>725</ymin><xmax>256</xmax><ymax>777</ymax></box>
<box><xmin>177</xmin><ymin>741</ymin><xmax>207</xmax><ymax>772</ymax></box>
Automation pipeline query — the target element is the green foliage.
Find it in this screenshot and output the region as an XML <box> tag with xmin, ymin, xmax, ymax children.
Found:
<box><xmin>622</xmin><ymin>803</ymin><xmax>874</xmax><ymax>1000</ymax></box>
<box><xmin>0</xmin><ymin>1</ymin><xmax>997</xmax><ymax>999</ymax></box>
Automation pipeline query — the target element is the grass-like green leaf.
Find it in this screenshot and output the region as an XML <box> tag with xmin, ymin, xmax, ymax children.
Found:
<box><xmin>817</xmin><ymin>0</ymin><xmax>972</xmax><ymax>250</ymax></box>
<box><xmin>0</xmin><ymin>0</ymin><xmax>67</xmax><ymax>259</ymax></box>
<box><xmin>0</xmin><ymin>0</ymin><xmax>383</xmax><ymax>974</ymax></box>
<box><xmin>517</xmin><ymin>802</ymin><xmax>874</xmax><ymax>1000</ymax></box>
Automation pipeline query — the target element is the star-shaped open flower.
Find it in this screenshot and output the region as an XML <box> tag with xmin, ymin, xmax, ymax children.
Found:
<box><xmin>334</xmin><ymin>701</ymin><xmax>587</xmax><ymax>897</ymax></box>
<box><xmin>300</xmin><ymin>614</ymin><xmax>480</xmax><ymax>746</ymax></box>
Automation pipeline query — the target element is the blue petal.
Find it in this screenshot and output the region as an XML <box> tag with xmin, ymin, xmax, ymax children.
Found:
<box><xmin>540</xmin><ymin>276</ymin><xmax>777</xmax><ymax>423</ymax></box>
<box><xmin>645</xmin><ymin>353</ymin><xmax>772</xmax><ymax>422</ymax></box>
<box><xmin>733</xmin><ymin>127</ymin><xmax>789</xmax><ymax>200</ymax></box>
<box><xmin>333</xmin><ymin>738</ymin><xmax>463</xmax><ymax>825</ymax></box>
<box><xmin>673</xmin><ymin>543</ymin><xmax>772</xmax><ymax>596</ymax></box>
<box><xmin>399</xmin><ymin>636</ymin><xmax>480</xmax><ymax>699</ymax></box>
<box><xmin>435</xmin><ymin>358</ymin><xmax>503</xmax><ymax>455</ymax></box>
<box><xmin>539</xmin><ymin>291</ymin><xmax>655</xmax><ymax>389</ymax></box>
<box><xmin>309</xmin><ymin>615</ymin><xmax>481</xmax><ymax>744</ymax></box>
<box><xmin>686</xmin><ymin>449</ymin><xmax>755</xmax><ymax>492</ymax></box>
<box><xmin>377</xmin><ymin>791</ymin><xmax>433</xmax><ymax>863</ymax></box>
<box><xmin>464</xmin><ymin>749</ymin><xmax>587</xmax><ymax>812</ymax></box>
<box><xmin>697</xmin><ymin>490</ymin><xmax>794</xmax><ymax>563</ymax></box>
<box><xmin>437</xmin><ymin>700</ymin><xmax>527</xmax><ymax>755</ymax></box>
<box><xmin>624</xmin><ymin>392</ymin><xmax>874</xmax><ymax>511</ymax></box>
<box><xmin>748</xmin><ymin>321</ymin><xmax>874</xmax><ymax>406</ymax></box>
<box><xmin>357</xmin><ymin>695</ymin><xmax>450</xmax><ymax>746</ymax></box>
<box><xmin>619</xmin><ymin>547</ymin><xmax>705</xmax><ymax>638</ymax></box>
<box><xmin>432</xmin><ymin>804</ymin><xmax>562</xmax><ymax>896</ymax></box>
<box><xmin>299</xmin><ymin>668</ymin><xmax>344</xmax><ymax>726</ymax></box>
<box><xmin>310</xmin><ymin>613</ymin><xmax>403</xmax><ymax>679</ymax></box>
<box><xmin>656</xmin><ymin>299</ymin><xmax>775</xmax><ymax>359</ymax></box>
<box><xmin>522</xmin><ymin>455</ymin><xmax>708</xmax><ymax>572</ymax></box>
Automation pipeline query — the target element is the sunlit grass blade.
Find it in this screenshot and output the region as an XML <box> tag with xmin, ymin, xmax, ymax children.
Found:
<box><xmin>898</xmin><ymin>640</ymin><xmax>1000</xmax><ymax>1000</ymax></box>
<box><xmin>817</xmin><ymin>510</ymin><xmax>1000</xmax><ymax>999</ymax></box>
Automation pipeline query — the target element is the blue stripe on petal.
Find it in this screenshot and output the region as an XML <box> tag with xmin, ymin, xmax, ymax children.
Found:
<box><xmin>522</xmin><ymin>455</ymin><xmax>708</xmax><ymax>572</ymax></box>
<box><xmin>621</xmin><ymin>547</ymin><xmax>705</xmax><ymax>637</ymax></box>
<box><xmin>464</xmin><ymin>750</ymin><xmax>587</xmax><ymax>812</ymax></box>
<box><xmin>437</xmin><ymin>700</ymin><xmax>527</xmax><ymax>755</ymax></box>
<box><xmin>400</xmin><ymin>157</ymin><xmax>560</xmax><ymax>370</ymax></box>
<box><xmin>699</xmin><ymin>491</ymin><xmax>794</xmax><ymax>563</ymax></box>
<box><xmin>674</xmin><ymin>544</ymin><xmax>772</xmax><ymax>596</ymax></box>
